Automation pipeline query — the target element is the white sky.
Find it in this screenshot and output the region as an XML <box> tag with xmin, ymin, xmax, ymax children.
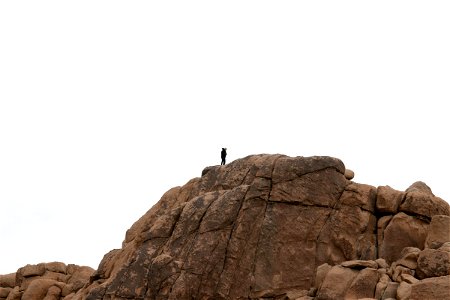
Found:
<box><xmin>1</xmin><ymin>1</ymin><xmax>449</xmax><ymax>275</ymax></box>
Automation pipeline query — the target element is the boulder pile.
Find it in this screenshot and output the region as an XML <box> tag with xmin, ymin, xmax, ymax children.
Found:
<box><xmin>0</xmin><ymin>262</ymin><xmax>94</xmax><ymax>300</ymax></box>
<box><xmin>312</xmin><ymin>223</ymin><xmax>450</xmax><ymax>300</ymax></box>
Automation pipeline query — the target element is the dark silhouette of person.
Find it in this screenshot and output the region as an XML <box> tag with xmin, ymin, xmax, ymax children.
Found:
<box><xmin>221</xmin><ymin>148</ymin><xmax>227</xmax><ymax>165</ymax></box>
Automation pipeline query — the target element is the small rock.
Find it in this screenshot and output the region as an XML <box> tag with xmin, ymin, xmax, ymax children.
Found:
<box><xmin>400</xmin><ymin>247</ymin><xmax>421</xmax><ymax>257</ymax></box>
<box><xmin>344</xmin><ymin>169</ymin><xmax>354</xmax><ymax>180</ymax></box>
<box><xmin>375</xmin><ymin>258</ymin><xmax>389</xmax><ymax>269</ymax></box>
<box><xmin>285</xmin><ymin>288</ymin><xmax>308</xmax><ymax>299</ymax></box>
<box><xmin>381</xmin><ymin>282</ymin><xmax>399</xmax><ymax>300</ymax></box>
<box><xmin>439</xmin><ymin>241</ymin><xmax>450</xmax><ymax>252</ymax></box>
<box><xmin>341</xmin><ymin>260</ymin><xmax>378</xmax><ymax>269</ymax></box>
<box><xmin>392</xmin><ymin>265</ymin><xmax>414</xmax><ymax>283</ymax></box>
<box><xmin>377</xmin><ymin>268</ymin><xmax>387</xmax><ymax>277</ymax></box>
<box><xmin>20</xmin><ymin>264</ymin><xmax>46</xmax><ymax>277</ymax></box>
<box><xmin>307</xmin><ymin>287</ymin><xmax>317</xmax><ymax>297</ymax></box>
<box><xmin>396</xmin><ymin>281</ymin><xmax>411</xmax><ymax>300</ymax></box>
<box><xmin>396</xmin><ymin>251</ymin><xmax>419</xmax><ymax>270</ymax></box>
<box><xmin>44</xmin><ymin>262</ymin><xmax>67</xmax><ymax>274</ymax></box>
<box><xmin>400</xmin><ymin>273</ymin><xmax>419</xmax><ymax>284</ymax></box>
<box><xmin>0</xmin><ymin>287</ymin><xmax>12</xmax><ymax>298</ymax></box>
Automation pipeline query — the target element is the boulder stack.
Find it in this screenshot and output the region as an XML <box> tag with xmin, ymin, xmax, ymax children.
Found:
<box><xmin>0</xmin><ymin>262</ymin><xmax>94</xmax><ymax>300</ymax></box>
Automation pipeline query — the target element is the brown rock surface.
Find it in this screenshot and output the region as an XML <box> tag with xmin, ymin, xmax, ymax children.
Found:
<box><xmin>5</xmin><ymin>286</ymin><xmax>21</xmax><ymax>300</ymax></box>
<box><xmin>344</xmin><ymin>267</ymin><xmax>379</xmax><ymax>299</ymax></box>
<box><xmin>315</xmin><ymin>266</ymin><xmax>358</xmax><ymax>300</ymax></box>
<box><xmin>77</xmin><ymin>155</ymin><xmax>366</xmax><ymax>300</ymax></box>
<box><xmin>341</xmin><ymin>260</ymin><xmax>378</xmax><ymax>269</ymax></box>
<box><xmin>400</xmin><ymin>181</ymin><xmax>450</xmax><ymax>219</ymax></box>
<box><xmin>0</xmin><ymin>263</ymin><xmax>92</xmax><ymax>300</ymax></box>
<box><xmin>0</xmin><ymin>287</ymin><xmax>12</xmax><ymax>298</ymax></box>
<box><xmin>313</xmin><ymin>263</ymin><xmax>332</xmax><ymax>291</ymax></box>
<box><xmin>395</xmin><ymin>247</ymin><xmax>421</xmax><ymax>270</ymax></box>
<box><xmin>439</xmin><ymin>241</ymin><xmax>450</xmax><ymax>252</ymax></box>
<box><xmin>376</xmin><ymin>185</ymin><xmax>404</xmax><ymax>214</ymax></box>
<box><xmin>381</xmin><ymin>281</ymin><xmax>399</xmax><ymax>300</ymax></box>
<box><xmin>76</xmin><ymin>155</ymin><xmax>450</xmax><ymax>299</ymax></box>
<box><xmin>374</xmin><ymin>274</ymin><xmax>390</xmax><ymax>300</ymax></box>
<box><xmin>2</xmin><ymin>154</ymin><xmax>450</xmax><ymax>300</ymax></box>
<box><xmin>410</xmin><ymin>275</ymin><xmax>450</xmax><ymax>300</ymax></box>
<box><xmin>0</xmin><ymin>274</ymin><xmax>15</xmax><ymax>288</ymax></box>
<box><xmin>344</xmin><ymin>169</ymin><xmax>354</xmax><ymax>180</ymax></box>
<box><xmin>340</xmin><ymin>182</ymin><xmax>376</xmax><ymax>212</ymax></box>
<box><xmin>22</xmin><ymin>279</ymin><xmax>58</xmax><ymax>300</ymax></box>
<box><xmin>379</xmin><ymin>212</ymin><xmax>429</xmax><ymax>264</ymax></box>
<box><xmin>416</xmin><ymin>248</ymin><xmax>450</xmax><ymax>279</ymax></box>
<box><xmin>425</xmin><ymin>215</ymin><xmax>450</xmax><ymax>249</ymax></box>
<box><xmin>396</xmin><ymin>281</ymin><xmax>412</xmax><ymax>300</ymax></box>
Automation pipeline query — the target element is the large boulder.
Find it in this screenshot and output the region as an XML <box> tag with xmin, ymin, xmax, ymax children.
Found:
<box><xmin>410</xmin><ymin>275</ymin><xmax>450</xmax><ymax>300</ymax></box>
<box><xmin>78</xmin><ymin>155</ymin><xmax>382</xmax><ymax>300</ymax></box>
<box><xmin>0</xmin><ymin>273</ymin><xmax>15</xmax><ymax>288</ymax></box>
<box><xmin>21</xmin><ymin>279</ymin><xmax>58</xmax><ymax>300</ymax></box>
<box><xmin>399</xmin><ymin>181</ymin><xmax>450</xmax><ymax>219</ymax></box>
<box><xmin>379</xmin><ymin>212</ymin><xmax>429</xmax><ymax>264</ymax></box>
<box><xmin>416</xmin><ymin>248</ymin><xmax>450</xmax><ymax>279</ymax></box>
<box><xmin>376</xmin><ymin>185</ymin><xmax>404</xmax><ymax>214</ymax></box>
<box><xmin>344</xmin><ymin>267</ymin><xmax>379</xmax><ymax>299</ymax></box>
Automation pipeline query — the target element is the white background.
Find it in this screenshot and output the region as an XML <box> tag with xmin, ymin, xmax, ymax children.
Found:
<box><xmin>1</xmin><ymin>1</ymin><xmax>449</xmax><ymax>274</ymax></box>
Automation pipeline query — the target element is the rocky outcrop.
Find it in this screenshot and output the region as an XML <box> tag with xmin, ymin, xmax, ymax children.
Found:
<box><xmin>0</xmin><ymin>262</ymin><xmax>94</xmax><ymax>300</ymax></box>
<box><xmin>2</xmin><ymin>154</ymin><xmax>449</xmax><ymax>300</ymax></box>
<box><xmin>313</xmin><ymin>240</ymin><xmax>450</xmax><ymax>300</ymax></box>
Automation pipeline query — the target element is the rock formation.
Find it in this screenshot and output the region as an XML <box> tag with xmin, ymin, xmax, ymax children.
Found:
<box><xmin>1</xmin><ymin>154</ymin><xmax>449</xmax><ymax>300</ymax></box>
<box><xmin>0</xmin><ymin>262</ymin><xmax>94</xmax><ymax>300</ymax></box>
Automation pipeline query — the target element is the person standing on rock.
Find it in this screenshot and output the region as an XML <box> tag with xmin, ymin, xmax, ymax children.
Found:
<box><xmin>221</xmin><ymin>148</ymin><xmax>227</xmax><ymax>165</ymax></box>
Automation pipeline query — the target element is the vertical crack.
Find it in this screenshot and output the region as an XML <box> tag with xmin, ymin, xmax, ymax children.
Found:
<box><xmin>249</xmin><ymin>201</ymin><xmax>269</xmax><ymax>297</ymax></box>
<box><xmin>212</xmin><ymin>186</ymin><xmax>250</xmax><ymax>298</ymax></box>
<box><xmin>248</xmin><ymin>155</ymin><xmax>282</xmax><ymax>297</ymax></box>
<box><xmin>315</xmin><ymin>185</ymin><xmax>348</xmax><ymax>243</ymax></box>
<box><xmin>311</xmin><ymin>183</ymin><xmax>348</xmax><ymax>288</ymax></box>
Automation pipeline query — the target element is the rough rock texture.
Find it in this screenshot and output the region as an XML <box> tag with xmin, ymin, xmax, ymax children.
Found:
<box><xmin>409</xmin><ymin>275</ymin><xmax>450</xmax><ymax>300</ymax></box>
<box><xmin>2</xmin><ymin>154</ymin><xmax>450</xmax><ymax>300</ymax></box>
<box><xmin>425</xmin><ymin>215</ymin><xmax>450</xmax><ymax>248</ymax></box>
<box><xmin>379</xmin><ymin>213</ymin><xmax>429</xmax><ymax>264</ymax></box>
<box><xmin>0</xmin><ymin>263</ymin><xmax>93</xmax><ymax>300</ymax></box>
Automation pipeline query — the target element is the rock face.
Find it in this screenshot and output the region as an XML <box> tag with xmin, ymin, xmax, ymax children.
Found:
<box><xmin>2</xmin><ymin>154</ymin><xmax>449</xmax><ymax>300</ymax></box>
